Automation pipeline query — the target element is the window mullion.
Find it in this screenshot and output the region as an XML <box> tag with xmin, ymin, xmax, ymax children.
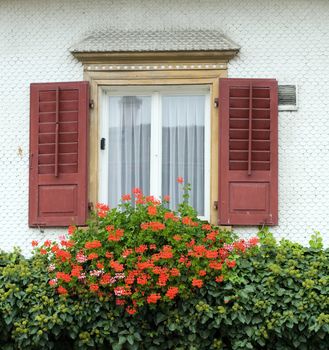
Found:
<box><xmin>150</xmin><ymin>92</ymin><xmax>162</xmax><ymax>199</ymax></box>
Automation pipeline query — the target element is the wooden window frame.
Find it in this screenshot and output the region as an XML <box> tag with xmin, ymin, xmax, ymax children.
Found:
<box><xmin>79</xmin><ymin>52</ymin><xmax>234</xmax><ymax>225</ymax></box>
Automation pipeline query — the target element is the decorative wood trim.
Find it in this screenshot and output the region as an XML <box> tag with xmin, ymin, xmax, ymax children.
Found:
<box><xmin>84</xmin><ymin>68</ymin><xmax>227</xmax><ymax>226</ymax></box>
<box><xmin>73</xmin><ymin>50</ymin><xmax>238</xmax><ymax>65</ymax></box>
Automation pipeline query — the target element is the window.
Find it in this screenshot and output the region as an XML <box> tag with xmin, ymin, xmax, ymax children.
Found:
<box><xmin>99</xmin><ymin>86</ymin><xmax>210</xmax><ymax>219</ymax></box>
<box><xmin>28</xmin><ymin>55</ymin><xmax>278</xmax><ymax>227</ymax></box>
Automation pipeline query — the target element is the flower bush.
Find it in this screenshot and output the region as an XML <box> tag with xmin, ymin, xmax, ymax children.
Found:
<box><xmin>0</xmin><ymin>230</ymin><xmax>328</xmax><ymax>349</ymax></box>
<box><xmin>33</xmin><ymin>182</ymin><xmax>259</xmax><ymax>315</ymax></box>
<box><xmin>0</xmin><ymin>183</ymin><xmax>328</xmax><ymax>349</ymax></box>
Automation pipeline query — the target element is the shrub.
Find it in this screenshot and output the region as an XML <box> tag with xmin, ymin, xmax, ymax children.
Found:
<box><xmin>0</xmin><ymin>187</ymin><xmax>328</xmax><ymax>349</ymax></box>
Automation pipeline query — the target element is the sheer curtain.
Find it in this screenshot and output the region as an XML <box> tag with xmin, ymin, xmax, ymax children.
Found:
<box><xmin>108</xmin><ymin>96</ymin><xmax>151</xmax><ymax>208</ymax></box>
<box><xmin>162</xmin><ymin>95</ymin><xmax>205</xmax><ymax>215</ymax></box>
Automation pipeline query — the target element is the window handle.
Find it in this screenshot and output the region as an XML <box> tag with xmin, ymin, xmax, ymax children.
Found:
<box><xmin>100</xmin><ymin>138</ymin><xmax>106</xmax><ymax>150</ymax></box>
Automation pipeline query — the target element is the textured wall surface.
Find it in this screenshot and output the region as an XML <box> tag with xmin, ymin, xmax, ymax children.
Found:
<box><xmin>0</xmin><ymin>0</ymin><xmax>329</xmax><ymax>254</ymax></box>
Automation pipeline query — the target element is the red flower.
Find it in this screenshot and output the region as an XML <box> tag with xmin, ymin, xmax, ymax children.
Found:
<box><xmin>192</xmin><ymin>278</ymin><xmax>203</xmax><ymax>288</ymax></box>
<box><xmin>135</xmin><ymin>244</ymin><xmax>148</xmax><ymax>254</ymax></box>
<box><xmin>182</xmin><ymin>217</ymin><xmax>198</xmax><ymax>227</ymax></box>
<box><xmin>105</xmin><ymin>251</ymin><xmax>114</xmax><ymax>259</ymax></box>
<box><xmin>149</xmin><ymin>244</ymin><xmax>157</xmax><ymax>250</ymax></box>
<box><xmin>122</xmin><ymin>248</ymin><xmax>133</xmax><ymax>258</ymax></box>
<box><xmin>88</xmin><ymin>253</ymin><xmax>99</xmax><ymax>260</ymax></box>
<box><xmin>205</xmin><ymin>250</ymin><xmax>218</xmax><ymax>259</ymax></box>
<box><xmin>202</xmin><ymin>224</ymin><xmax>212</xmax><ymax>231</ymax></box>
<box><xmin>164</xmin><ymin>212</ymin><xmax>175</xmax><ymax>220</ymax></box>
<box><xmin>215</xmin><ymin>275</ymin><xmax>224</xmax><ymax>283</ymax></box>
<box><xmin>31</xmin><ymin>240</ymin><xmax>38</xmax><ymax>247</ymax></box>
<box><xmin>44</xmin><ymin>240</ymin><xmax>52</xmax><ymax>247</ymax></box>
<box><xmin>56</xmin><ymin>272</ymin><xmax>71</xmax><ymax>283</ymax></box>
<box><xmin>85</xmin><ymin>240</ymin><xmax>102</xmax><ymax>249</ymax></box>
<box><xmin>68</xmin><ymin>225</ymin><xmax>76</xmax><ymax>235</ymax></box>
<box><xmin>140</xmin><ymin>222</ymin><xmax>165</xmax><ymax>232</ymax></box>
<box><xmin>163</xmin><ymin>195</ymin><xmax>170</xmax><ymax>202</ymax></box>
<box><xmin>249</xmin><ymin>237</ymin><xmax>259</xmax><ymax>246</ymax></box>
<box><xmin>57</xmin><ymin>286</ymin><xmax>68</xmax><ymax>295</ymax></box>
<box><xmin>177</xmin><ymin>176</ymin><xmax>184</xmax><ymax>184</ymax></box>
<box><xmin>226</xmin><ymin>259</ymin><xmax>236</xmax><ymax>269</ymax></box>
<box><xmin>49</xmin><ymin>279</ymin><xmax>57</xmax><ymax>287</ymax></box>
<box><xmin>173</xmin><ymin>234</ymin><xmax>182</xmax><ymax>241</ymax></box>
<box><xmin>209</xmin><ymin>261</ymin><xmax>223</xmax><ymax>270</ymax></box>
<box><xmin>126</xmin><ymin>306</ymin><xmax>137</xmax><ymax>315</ymax></box>
<box><xmin>122</xmin><ymin>194</ymin><xmax>131</xmax><ymax>201</ymax></box>
<box><xmin>40</xmin><ymin>248</ymin><xmax>47</xmax><ymax>255</ymax></box>
<box><xmin>110</xmin><ymin>260</ymin><xmax>124</xmax><ymax>272</ymax></box>
<box><xmin>96</xmin><ymin>261</ymin><xmax>104</xmax><ymax>269</ymax></box>
<box><xmin>166</xmin><ymin>287</ymin><xmax>179</xmax><ymax>300</ymax></box>
<box><xmin>108</xmin><ymin>229</ymin><xmax>124</xmax><ymax>241</ymax></box>
<box><xmin>147</xmin><ymin>293</ymin><xmax>161</xmax><ymax>304</ymax></box>
<box><xmin>95</xmin><ymin>203</ymin><xmax>109</xmax><ymax>211</ymax></box>
<box><xmin>157</xmin><ymin>273</ymin><xmax>169</xmax><ymax>286</ymax></box>
<box><xmin>198</xmin><ymin>270</ymin><xmax>207</xmax><ymax>277</ymax></box>
<box><xmin>55</xmin><ymin>249</ymin><xmax>71</xmax><ymax>262</ymax></box>
<box><xmin>170</xmin><ymin>268</ymin><xmax>180</xmax><ymax>277</ymax></box>
<box><xmin>116</xmin><ymin>299</ymin><xmax>126</xmax><ymax>305</ymax></box>
<box><xmin>132</xmin><ymin>187</ymin><xmax>142</xmax><ymax>195</ymax></box>
<box><xmin>206</xmin><ymin>231</ymin><xmax>217</xmax><ymax>241</ymax></box>
<box><xmin>90</xmin><ymin>284</ymin><xmax>99</xmax><ymax>292</ymax></box>
<box><xmin>147</xmin><ymin>205</ymin><xmax>157</xmax><ymax>216</ymax></box>
<box><xmin>145</xmin><ymin>196</ymin><xmax>161</xmax><ymax>205</ymax></box>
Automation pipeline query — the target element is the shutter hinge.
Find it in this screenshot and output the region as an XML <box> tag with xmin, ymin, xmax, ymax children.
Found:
<box><xmin>89</xmin><ymin>100</ymin><xmax>94</xmax><ymax>109</ymax></box>
<box><xmin>213</xmin><ymin>200</ymin><xmax>218</xmax><ymax>210</ymax></box>
<box><xmin>214</xmin><ymin>98</ymin><xmax>219</xmax><ymax>108</ymax></box>
<box><xmin>88</xmin><ymin>202</ymin><xmax>94</xmax><ymax>211</ymax></box>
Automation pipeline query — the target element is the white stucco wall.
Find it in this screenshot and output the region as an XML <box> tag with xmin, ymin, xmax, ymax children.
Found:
<box><xmin>0</xmin><ymin>0</ymin><xmax>329</xmax><ymax>254</ymax></box>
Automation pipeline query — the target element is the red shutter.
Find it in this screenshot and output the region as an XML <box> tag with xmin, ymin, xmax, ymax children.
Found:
<box><xmin>219</xmin><ymin>78</ymin><xmax>278</xmax><ymax>225</ymax></box>
<box><xmin>29</xmin><ymin>81</ymin><xmax>89</xmax><ymax>227</ymax></box>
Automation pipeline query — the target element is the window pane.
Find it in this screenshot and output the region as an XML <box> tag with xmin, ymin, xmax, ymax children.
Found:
<box><xmin>108</xmin><ymin>96</ymin><xmax>151</xmax><ymax>208</ymax></box>
<box><xmin>162</xmin><ymin>95</ymin><xmax>205</xmax><ymax>215</ymax></box>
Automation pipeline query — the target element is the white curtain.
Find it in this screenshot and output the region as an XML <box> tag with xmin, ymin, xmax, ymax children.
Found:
<box><xmin>108</xmin><ymin>96</ymin><xmax>151</xmax><ymax>208</ymax></box>
<box><xmin>162</xmin><ymin>95</ymin><xmax>205</xmax><ymax>215</ymax></box>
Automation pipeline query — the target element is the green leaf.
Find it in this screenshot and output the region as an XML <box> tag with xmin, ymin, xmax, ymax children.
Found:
<box><xmin>155</xmin><ymin>312</ymin><xmax>167</xmax><ymax>325</ymax></box>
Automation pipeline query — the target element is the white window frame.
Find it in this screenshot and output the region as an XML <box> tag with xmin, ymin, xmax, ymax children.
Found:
<box><xmin>99</xmin><ymin>85</ymin><xmax>211</xmax><ymax>220</ymax></box>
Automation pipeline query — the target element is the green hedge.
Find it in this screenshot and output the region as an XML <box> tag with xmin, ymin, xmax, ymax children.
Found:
<box><xmin>0</xmin><ymin>231</ymin><xmax>328</xmax><ymax>350</ymax></box>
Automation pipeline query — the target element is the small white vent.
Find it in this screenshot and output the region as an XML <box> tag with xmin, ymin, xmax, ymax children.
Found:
<box><xmin>278</xmin><ymin>84</ymin><xmax>298</xmax><ymax>111</ymax></box>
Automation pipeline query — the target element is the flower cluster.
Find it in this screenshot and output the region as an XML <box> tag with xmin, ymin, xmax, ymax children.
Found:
<box><xmin>33</xmin><ymin>179</ymin><xmax>259</xmax><ymax>315</ymax></box>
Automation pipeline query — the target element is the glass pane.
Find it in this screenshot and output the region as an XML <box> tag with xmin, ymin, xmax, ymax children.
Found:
<box><xmin>108</xmin><ymin>96</ymin><xmax>151</xmax><ymax>208</ymax></box>
<box><xmin>162</xmin><ymin>95</ymin><xmax>205</xmax><ymax>215</ymax></box>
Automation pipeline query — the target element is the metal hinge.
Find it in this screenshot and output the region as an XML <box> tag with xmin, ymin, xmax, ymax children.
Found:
<box><xmin>88</xmin><ymin>202</ymin><xmax>94</xmax><ymax>211</ymax></box>
<box><xmin>89</xmin><ymin>100</ymin><xmax>94</xmax><ymax>109</ymax></box>
<box><xmin>214</xmin><ymin>98</ymin><xmax>219</xmax><ymax>108</ymax></box>
<box><xmin>213</xmin><ymin>200</ymin><xmax>218</xmax><ymax>210</ymax></box>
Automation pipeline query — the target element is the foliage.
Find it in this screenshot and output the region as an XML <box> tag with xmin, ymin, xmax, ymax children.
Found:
<box><xmin>0</xmin><ymin>185</ymin><xmax>328</xmax><ymax>349</ymax></box>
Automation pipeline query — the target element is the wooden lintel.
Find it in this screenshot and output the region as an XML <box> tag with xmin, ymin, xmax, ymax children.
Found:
<box><xmin>72</xmin><ymin>50</ymin><xmax>239</xmax><ymax>65</ymax></box>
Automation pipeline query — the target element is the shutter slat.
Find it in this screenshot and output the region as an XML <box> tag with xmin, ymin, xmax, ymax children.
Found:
<box><xmin>219</xmin><ymin>78</ymin><xmax>278</xmax><ymax>225</ymax></box>
<box><xmin>29</xmin><ymin>81</ymin><xmax>89</xmax><ymax>227</ymax></box>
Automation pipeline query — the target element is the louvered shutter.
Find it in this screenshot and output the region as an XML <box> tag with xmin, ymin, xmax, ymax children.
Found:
<box><xmin>29</xmin><ymin>82</ymin><xmax>89</xmax><ymax>227</ymax></box>
<box><xmin>219</xmin><ymin>78</ymin><xmax>278</xmax><ymax>225</ymax></box>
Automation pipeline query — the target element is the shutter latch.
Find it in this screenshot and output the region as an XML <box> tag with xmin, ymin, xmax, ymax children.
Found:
<box><xmin>213</xmin><ymin>200</ymin><xmax>218</xmax><ymax>210</ymax></box>
<box><xmin>214</xmin><ymin>98</ymin><xmax>219</xmax><ymax>108</ymax></box>
<box><xmin>89</xmin><ymin>100</ymin><xmax>94</xmax><ymax>109</ymax></box>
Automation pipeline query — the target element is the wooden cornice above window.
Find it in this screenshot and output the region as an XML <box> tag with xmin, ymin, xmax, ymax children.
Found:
<box><xmin>71</xmin><ymin>29</ymin><xmax>240</xmax><ymax>67</ymax></box>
